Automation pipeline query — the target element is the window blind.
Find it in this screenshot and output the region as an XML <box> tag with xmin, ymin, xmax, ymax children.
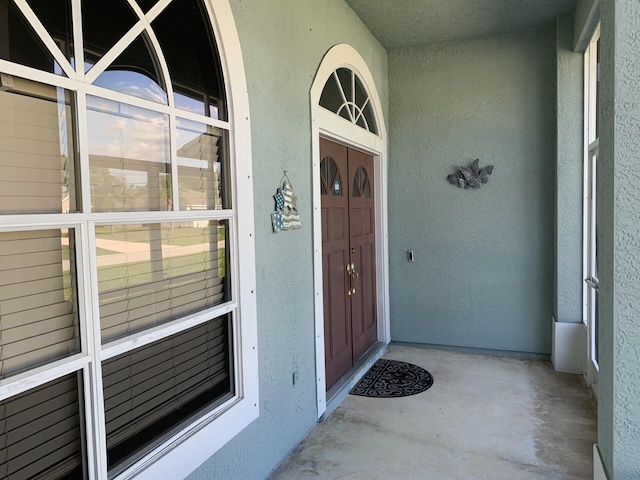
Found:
<box><xmin>176</xmin><ymin>120</ymin><xmax>225</xmax><ymax>211</ymax></box>
<box><xmin>103</xmin><ymin>314</ymin><xmax>232</xmax><ymax>473</ymax></box>
<box><xmin>0</xmin><ymin>373</ymin><xmax>84</xmax><ymax>479</ymax></box>
<box><xmin>0</xmin><ymin>229</ymin><xmax>80</xmax><ymax>379</ymax></box>
<box><xmin>0</xmin><ymin>84</ymin><xmax>77</xmax><ymax>215</ymax></box>
<box><xmin>97</xmin><ymin>222</ymin><xmax>227</xmax><ymax>343</ymax></box>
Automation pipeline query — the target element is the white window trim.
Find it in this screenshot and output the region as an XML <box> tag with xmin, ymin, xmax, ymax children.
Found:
<box><xmin>0</xmin><ymin>0</ymin><xmax>258</xmax><ymax>478</ymax></box>
<box><xmin>310</xmin><ymin>44</ymin><xmax>389</xmax><ymax>418</ymax></box>
<box><xmin>582</xmin><ymin>24</ymin><xmax>600</xmax><ymax>392</ymax></box>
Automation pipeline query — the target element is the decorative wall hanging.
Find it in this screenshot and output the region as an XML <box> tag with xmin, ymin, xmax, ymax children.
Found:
<box><xmin>447</xmin><ymin>159</ymin><xmax>494</xmax><ymax>189</ymax></box>
<box><xmin>271</xmin><ymin>172</ymin><xmax>301</xmax><ymax>232</ymax></box>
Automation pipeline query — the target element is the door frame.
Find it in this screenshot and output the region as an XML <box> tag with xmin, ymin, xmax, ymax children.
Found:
<box><xmin>310</xmin><ymin>44</ymin><xmax>389</xmax><ymax>418</ymax></box>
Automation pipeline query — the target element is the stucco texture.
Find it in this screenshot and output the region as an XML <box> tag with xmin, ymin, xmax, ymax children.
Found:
<box><xmin>186</xmin><ymin>1</ymin><xmax>388</xmax><ymax>479</ymax></box>
<box><xmin>555</xmin><ymin>14</ymin><xmax>584</xmax><ymax>324</ymax></box>
<box><xmin>388</xmin><ymin>26</ymin><xmax>556</xmax><ymax>355</ymax></box>
<box><xmin>598</xmin><ymin>0</ymin><xmax>640</xmax><ymax>477</ymax></box>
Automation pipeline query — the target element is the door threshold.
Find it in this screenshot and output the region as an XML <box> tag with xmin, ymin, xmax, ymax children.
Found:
<box><xmin>321</xmin><ymin>342</ymin><xmax>387</xmax><ymax>421</ymax></box>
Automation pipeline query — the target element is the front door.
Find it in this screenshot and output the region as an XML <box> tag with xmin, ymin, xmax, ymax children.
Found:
<box><xmin>320</xmin><ymin>138</ymin><xmax>377</xmax><ymax>389</ymax></box>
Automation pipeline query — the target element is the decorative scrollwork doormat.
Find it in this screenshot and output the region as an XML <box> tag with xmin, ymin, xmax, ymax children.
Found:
<box><xmin>350</xmin><ymin>359</ymin><xmax>434</xmax><ymax>398</ymax></box>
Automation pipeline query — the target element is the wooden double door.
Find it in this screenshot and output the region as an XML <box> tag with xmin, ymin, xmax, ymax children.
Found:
<box><xmin>320</xmin><ymin>138</ymin><xmax>377</xmax><ymax>390</ymax></box>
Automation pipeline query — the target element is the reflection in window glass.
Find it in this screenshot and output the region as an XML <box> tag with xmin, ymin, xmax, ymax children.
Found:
<box><xmin>82</xmin><ymin>0</ymin><xmax>138</xmax><ymax>73</ymax></box>
<box><xmin>25</xmin><ymin>0</ymin><xmax>74</xmax><ymax>64</ymax></box>
<box><xmin>152</xmin><ymin>0</ymin><xmax>226</xmax><ymax>119</ymax></box>
<box><xmin>96</xmin><ymin>221</ymin><xmax>229</xmax><ymax>343</ymax></box>
<box><xmin>319</xmin><ymin>75</ymin><xmax>343</xmax><ymax>115</ymax></box>
<box><xmin>0</xmin><ymin>81</ymin><xmax>78</xmax><ymax>214</ymax></box>
<box><xmin>0</xmin><ymin>229</ymin><xmax>80</xmax><ymax>379</ymax></box>
<box><xmin>177</xmin><ymin>118</ymin><xmax>228</xmax><ymax>210</ymax></box>
<box><xmin>0</xmin><ymin>1</ymin><xmax>61</xmax><ymax>73</ymax></box>
<box><xmin>93</xmin><ymin>34</ymin><xmax>168</xmax><ymax>104</ymax></box>
<box><xmin>87</xmin><ymin>96</ymin><xmax>170</xmax><ymax>212</ymax></box>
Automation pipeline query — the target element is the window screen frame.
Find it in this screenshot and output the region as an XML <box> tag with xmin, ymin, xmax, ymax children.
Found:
<box><xmin>0</xmin><ymin>0</ymin><xmax>258</xmax><ymax>478</ymax></box>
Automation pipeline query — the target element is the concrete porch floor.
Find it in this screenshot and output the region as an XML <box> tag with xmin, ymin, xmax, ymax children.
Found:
<box><xmin>270</xmin><ymin>345</ymin><xmax>597</xmax><ymax>480</ymax></box>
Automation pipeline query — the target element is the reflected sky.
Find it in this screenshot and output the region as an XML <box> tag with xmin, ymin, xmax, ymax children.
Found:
<box><xmin>93</xmin><ymin>70</ymin><xmax>168</xmax><ymax>105</ymax></box>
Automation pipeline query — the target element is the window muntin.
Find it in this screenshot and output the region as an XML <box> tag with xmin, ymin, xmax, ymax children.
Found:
<box><xmin>0</xmin><ymin>0</ymin><xmax>251</xmax><ymax>478</ymax></box>
<box><xmin>0</xmin><ymin>0</ymin><xmax>63</xmax><ymax>74</ymax></box>
<box><xmin>93</xmin><ymin>34</ymin><xmax>168</xmax><ymax>105</ymax></box>
<box><xmin>319</xmin><ymin>67</ymin><xmax>379</xmax><ymax>135</ymax></box>
<box><xmin>81</xmin><ymin>0</ymin><xmax>139</xmax><ymax>74</ymax></box>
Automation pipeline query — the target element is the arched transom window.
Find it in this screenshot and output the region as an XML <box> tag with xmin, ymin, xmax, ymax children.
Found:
<box><xmin>0</xmin><ymin>1</ymin><xmax>255</xmax><ymax>478</ymax></box>
<box><xmin>319</xmin><ymin>67</ymin><xmax>379</xmax><ymax>135</ymax></box>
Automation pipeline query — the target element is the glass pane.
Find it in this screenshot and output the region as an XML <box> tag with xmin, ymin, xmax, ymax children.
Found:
<box><xmin>336</xmin><ymin>68</ymin><xmax>353</xmax><ymax>103</ymax></box>
<box><xmin>0</xmin><ymin>229</ymin><xmax>80</xmax><ymax>379</ymax></box>
<box><xmin>152</xmin><ymin>0</ymin><xmax>227</xmax><ymax>120</ymax></box>
<box><xmin>93</xmin><ymin>33</ymin><xmax>168</xmax><ymax>104</ymax></box>
<box><xmin>355</xmin><ymin>113</ymin><xmax>367</xmax><ymax>130</ymax></box>
<box><xmin>354</xmin><ymin>74</ymin><xmax>367</xmax><ymax>109</ymax></box>
<box><xmin>362</xmin><ymin>101</ymin><xmax>378</xmax><ymax>135</ymax></box>
<box><xmin>82</xmin><ymin>0</ymin><xmax>139</xmax><ymax>73</ymax></box>
<box><xmin>25</xmin><ymin>0</ymin><xmax>74</xmax><ymax>64</ymax></box>
<box><xmin>0</xmin><ymin>1</ymin><xmax>61</xmax><ymax>74</ymax></box>
<box><xmin>332</xmin><ymin>174</ymin><xmax>342</xmax><ymax>196</ymax></box>
<box><xmin>135</xmin><ymin>0</ymin><xmax>158</xmax><ymax>13</ymax></box>
<box><xmin>87</xmin><ymin>96</ymin><xmax>170</xmax><ymax>212</ymax></box>
<box><xmin>319</xmin><ymin>74</ymin><xmax>343</xmax><ymax>114</ymax></box>
<box><xmin>320</xmin><ymin>158</ymin><xmax>328</xmax><ymax>195</ymax></box>
<box><xmin>103</xmin><ymin>314</ymin><xmax>233</xmax><ymax>475</ymax></box>
<box><xmin>0</xmin><ymin>373</ymin><xmax>85</xmax><ymax>479</ymax></box>
<box><xmin>0</xmin><ymin>81</ymin><xmax>78</xmax><ymax>214</ymax></box>
<box><xmin>338</xmin><ymin>105</ymin><xmax>352</xmax><ymax>122</ymax></box>
<box><xmin>176</xmin><ymin>118</ymin><xmax>229</xmax><ymax>210</ymax></box>
<box><xmin>97</xmin><ymin>221</ymin><xmax>229</xmax><ymax>343</ymax></box>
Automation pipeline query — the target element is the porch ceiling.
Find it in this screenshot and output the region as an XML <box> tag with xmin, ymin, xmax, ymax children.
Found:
<box><xmin>344</xmin><ymin>0</ymin><xmax>577</xmax><ymax>49</ymax></box>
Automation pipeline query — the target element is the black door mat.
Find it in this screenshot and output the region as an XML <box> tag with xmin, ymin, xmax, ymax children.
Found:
<box><xmin>350</xmin><ymin>359</ymin><xmax>434</xmax><ymax>398</ymax></box>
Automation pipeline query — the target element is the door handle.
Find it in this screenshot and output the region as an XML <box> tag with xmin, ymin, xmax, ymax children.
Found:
<box><xmin>585</xmin><ymin>277</ymin><xmax>599</xmax><ymax>290</ymax></box>
<box><xmin>346</xmin><ymin>262</ymin><xmax>359</xmax><ymax>296</ymax></box>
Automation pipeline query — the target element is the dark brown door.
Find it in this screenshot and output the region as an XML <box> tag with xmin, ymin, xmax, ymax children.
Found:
<box><xmin>320</xmin><ymin>138</ymin><xmax>377</xmax><ymax>390</ymax></box>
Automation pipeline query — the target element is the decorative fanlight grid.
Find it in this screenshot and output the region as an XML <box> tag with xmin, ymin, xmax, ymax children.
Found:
<box><xmin>319</xmin><ymin>67</ymin><xmax>379</xmax><ymax>135</ymax></box>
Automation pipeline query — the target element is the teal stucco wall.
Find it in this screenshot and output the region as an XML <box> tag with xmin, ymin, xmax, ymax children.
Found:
<box><xmin>574</xmin><ymin>0</ymin><xmax>600</xmax><ymax>51</ymax></box>
<box><xmin>555</xmin><ymin>14</ymin><xmax>584</xmax><ymax>325</ymax></box>
<box><xmin>598</xmin><ymin>0</ymin><xmax>640</xmax><ymax>477</ymax></box>
<box><xmin>186</xmin><ymin>1</ymin><xmax>388</xmax><ymax>479</ymax></box>
<box><xmin>387</xmin><ymin>26</ymin><xmax>556</xmax><ymax>354</ymax></box>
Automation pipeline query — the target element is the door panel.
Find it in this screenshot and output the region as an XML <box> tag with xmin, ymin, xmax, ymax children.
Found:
<box><xmin>348</xmin><ymin>148</ymin><xmax>377</xmax><ymax>362</ymax></box>
<box><xmin>321</xmin><ymin>138</ymin><xmax>378</xmax><ymax>390</ymax></box>
<box><xmin>320</xmin><ymin>139</ymin><xmax>351</xmax><ymax>388</ymax></box>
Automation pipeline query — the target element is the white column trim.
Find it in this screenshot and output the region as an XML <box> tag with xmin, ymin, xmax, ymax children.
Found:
<box><xmin>310</xmin><ymin>44</ymin><xmax>389</xmax><ymax>419</ymax></box>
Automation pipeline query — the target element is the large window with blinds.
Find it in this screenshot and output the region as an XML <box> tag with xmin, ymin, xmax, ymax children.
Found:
<box><xmin>0</xmin><ymin>0</ymin><xmax>257</xmax><ymax>479</ymax></box>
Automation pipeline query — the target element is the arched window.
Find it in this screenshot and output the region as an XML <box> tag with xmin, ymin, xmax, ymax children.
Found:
<box><xmin>319</xmin><ymin>67</ymin><xmax>379</xmax><ymax>134</ymax></box>
<box><xmin>0</xmin><ymin>1</ymin><xmax>256</xmax><ymax>478</ymax></box>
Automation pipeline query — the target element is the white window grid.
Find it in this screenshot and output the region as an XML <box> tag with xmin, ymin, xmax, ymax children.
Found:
<box><xmin>0</xmin><ymin>0</ymin><xmax>256</xmax><ymax>478</ymax></box>
<box><xmin>582</xmin><ymin>24</ymin><xmax>600</xmax><ymax>385</ymax></box>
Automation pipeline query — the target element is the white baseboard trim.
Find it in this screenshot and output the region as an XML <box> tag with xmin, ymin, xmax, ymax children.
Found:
<box><xmin>594</xmin><ymin>444</ymin><xmax>608</xmax><ymax>480</ymax></box>
<box><xmin>551</xmin><ymin>316</ymin><xmax>584</xmax><ymax>374</ymax></box>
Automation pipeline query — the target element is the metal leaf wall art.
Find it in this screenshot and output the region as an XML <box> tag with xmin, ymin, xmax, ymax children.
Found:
<box><xmin>447</xmin><ymin>159</ymin><xmax>494</xmax><ymax>189</ymax></box>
